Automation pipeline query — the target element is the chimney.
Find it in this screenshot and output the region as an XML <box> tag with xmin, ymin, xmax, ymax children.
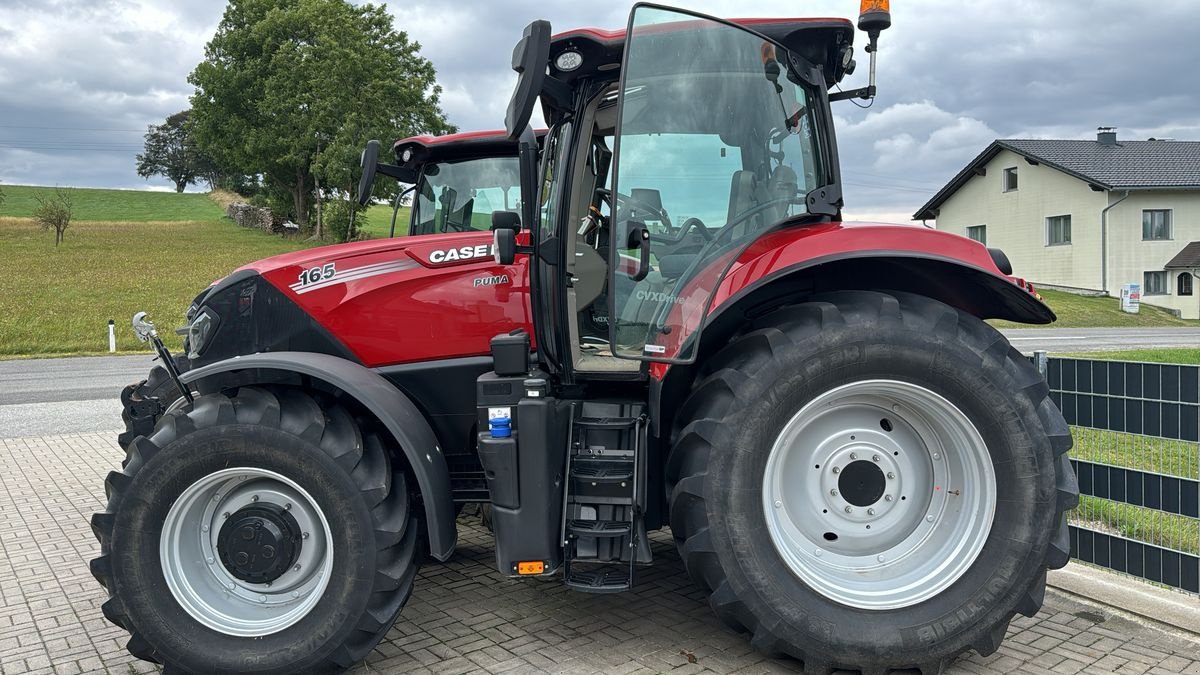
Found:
<box><xmin>1097</xmin><ymin>127</ymin><xmax>1117</xmax><ymax>146</ymax></box>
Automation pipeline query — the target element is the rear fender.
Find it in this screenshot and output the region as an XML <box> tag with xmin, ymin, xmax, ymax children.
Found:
<box><xmin>180</xmin><ymin>352</ymin><xmax>456</xmax><ymax>561</ymax></box>
<box><xmin>651</xmin><ymin>251</ymin><xmax>1054</xmax><ymax>441</ymax></box>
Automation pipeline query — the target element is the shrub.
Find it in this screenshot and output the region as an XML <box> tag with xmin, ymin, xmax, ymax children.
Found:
<box><xmin>324</xmin><ymin>199</ymin><xmax>369</xmax><ymax>242</ymax></box>
<box><xmin>34</xmin><ymin>188</ymin><xmax>73</xmax><ymax>247</ymax></box>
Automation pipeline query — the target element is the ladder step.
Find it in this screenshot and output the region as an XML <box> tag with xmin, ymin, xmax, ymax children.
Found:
<box><xmin>576</xmin><ymin>416</ymin><xmax>639</xmax><ymax>430</ymax></box>
<box><xmin>570</xmin><ymin>464</ymin><xmax>633</xmax><ymax>482</ymax></box>
<box><xmin>568</xmin><ymin>519</ymin><xmax>631</xmax><ymax>538</ymax></box>
<box><xmin>564</xmin><ymin>564</ymin><xmax>631</xmax><ymax>593</ymax></box>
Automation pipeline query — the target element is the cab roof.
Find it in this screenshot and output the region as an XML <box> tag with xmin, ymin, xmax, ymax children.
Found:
<box><xmin>392</xmin><ymin>129</ymin><xmax>547</xmax><ymax>169</ymax></box>
<box><xmin>549</xmin><ymin>17</ymin><xmax>855</xmax><ymax>87</ymax></box>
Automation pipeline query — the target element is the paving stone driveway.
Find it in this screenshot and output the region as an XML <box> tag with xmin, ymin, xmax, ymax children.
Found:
<box><xmin>1</xmin><ymin>432</ymin><xmax>1198</xmax><ymax>675</ymax></box>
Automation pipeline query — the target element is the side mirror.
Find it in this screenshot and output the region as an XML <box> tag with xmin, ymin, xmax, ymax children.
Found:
<box><xmin>505</xmin><ymin>21</ymin><xmax>552</xmax><ymax>140</ymax></box>
<box><xmin>491</xmin><ymin>210</ymin><xmax>521</xmax><ymax>232</ymax></box>
<box><xmin>356</xmin><ymin>140</ymin><xmax>381</xmax><ymax>207</ymax></box>
<box><xmin>494</xmin><ymin>226</ymin><xmax>517</xmax><ymax>265</ymax></box>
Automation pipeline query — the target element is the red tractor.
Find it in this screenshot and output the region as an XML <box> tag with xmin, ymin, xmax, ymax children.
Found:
<box><xmin>92</xmin><ymin>4</ymin><xmax>1077</xmax><ymax>674</ymax></box>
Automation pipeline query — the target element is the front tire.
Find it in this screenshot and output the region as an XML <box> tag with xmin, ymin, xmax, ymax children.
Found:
<box><xmin>91</xmin><ymin>386</ymin><xmax>420</xmax><ymax>673</ymax></box>
<box><xmin>667</xmin><ymin>291</ymin><xmax>1077</xmax><ymax>674</ymax></box>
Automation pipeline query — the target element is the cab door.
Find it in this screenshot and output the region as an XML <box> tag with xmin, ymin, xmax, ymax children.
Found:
<box><xmin>606</xmin><ymin>5</ymin><xmax>829</xmax><ymax>364</ymax></box>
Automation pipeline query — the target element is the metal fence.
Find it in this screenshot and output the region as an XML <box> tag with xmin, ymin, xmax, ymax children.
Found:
<box><xmin>1037</xmin><ymin>354</ymin><xmax>1199</xmax><ymax>594</ymax></box>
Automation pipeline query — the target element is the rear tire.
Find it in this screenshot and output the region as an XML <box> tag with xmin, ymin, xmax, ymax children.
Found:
<box><xmin>91</xmin><ymin>386</ymin><xmax>420</xmax><ymax>673</ymax></box>
<box><xmin>666</xmin><ymin>291</ymin><xmax>1077</xmax><ymax>674</ymax></box>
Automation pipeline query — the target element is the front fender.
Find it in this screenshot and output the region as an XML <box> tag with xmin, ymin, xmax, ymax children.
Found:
<box><xmin>180</xmin><ymin>352</ymin><xmax>456</xmax><ymax>561</ymax></box>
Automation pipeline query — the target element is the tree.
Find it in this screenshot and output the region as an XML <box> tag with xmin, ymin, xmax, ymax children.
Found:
<box><xmin>136</xmin><ymin>110</ymin><xmax>211</xmax><ymax>193</ymax></box>
<box><xmin>189</xmin><ymin>0</ymin><xmax>453</xmax><ymax>231</ymax></box>
<box><xmin>0</xmin><ymin>183</ymin><xmax>6</xmax><ymax>209</ymax></box>
<box><xmin>34</xmin><ymin>188</ymin><xmax>73</xmax><ymax>247</ymax></box>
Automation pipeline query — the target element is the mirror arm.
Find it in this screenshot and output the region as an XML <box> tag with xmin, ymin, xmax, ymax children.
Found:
<box><xmin>541</xmin><ymin>76</ymin><xmax>573</xmax><ymax>111</ymax></box>
<box><xmin>377</xmin><ymin>163</ymin><xmax>417</xmax><ymax>183</ymax></box>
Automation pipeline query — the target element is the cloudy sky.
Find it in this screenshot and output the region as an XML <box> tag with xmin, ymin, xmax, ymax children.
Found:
<box><xmin>2</xmin><ymin>0</ymin><xmax>1198</xmax><ymax>221</ymax></box>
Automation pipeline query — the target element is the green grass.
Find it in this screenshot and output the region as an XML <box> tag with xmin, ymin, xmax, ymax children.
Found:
<box><xmin>356</xmin><ymin>203</ymin><xmax>491</xmax><ymax>238</ymax></box>
<box><xmin>1070</xmin><ymin>427</ymin><xmax>1198</xmax><ymax>480</ymax></box>
<box><xmin>0</xmin><ymin>216</ymin><xmax>310</xmax><ymax>356</ymax></box>
<box><xmin>1058</xmin><ymin>348</ymin><xmax>1200</xmax><ymax>365</ymax></box>
<box><xmin>991</xmin><ymin>289</ymin><xmax>1198</xmax><ymax>329</ymax></box>
<box><xmin>1068</xmin><ymin>427</ymin><xmax>1199</xmax><ymax>556</ymax></box>
<box><xmin>1074</xmin><ymin>496</ymin><xmax>1198</xmax><ymax>555</ymax></box>
<box><xmin>0</xmin><ymin>184</ymin><xmax>226</xmax><ymax>222</ymax></box>
<box><xmin>360</xmin><ymin>203</ymin><xmax>411</xmax><ymax>238</ymax></box>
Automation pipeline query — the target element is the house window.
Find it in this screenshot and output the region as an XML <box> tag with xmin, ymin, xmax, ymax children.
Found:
<box><xmin>966</xmin><ymin>225</ymin><xmax>986</xmax><ymax>244</ymax></box>
<box><xmin>1180</xmin><ymin>273</ymin><xmax>1194</xmax><ymax>296</ymax></box>
<box><xmin>1046</xmin><ymin>215</ymin><xmax>1071</xmax><ymax>245</ymax></box>
<box><xmin>1144</xmin><ymin>271</ymin><xmax>1168</xmax><ymax>296</ymax></box>
<box><xmin>1142</xmin><ymin>209</ymin><xmax>1172</xmax><ymax>241</ymax></box>
<box><xmin>1003</xmin><ymin>167</ymin><xmax>1018</xmax><ymax>192</ymax></box>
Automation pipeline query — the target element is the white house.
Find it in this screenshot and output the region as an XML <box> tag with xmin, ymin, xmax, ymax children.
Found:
<box><xmin>913</xmin><ymin>129</ymin><xmax>1200</xmax><ymax>319</ymax></box>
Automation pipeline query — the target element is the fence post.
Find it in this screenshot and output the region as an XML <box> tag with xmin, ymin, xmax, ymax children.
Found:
<box><xmin>1033</xmin><ymin>350</ymin><xmax>1048</xmax><ymax>379</ymax></box>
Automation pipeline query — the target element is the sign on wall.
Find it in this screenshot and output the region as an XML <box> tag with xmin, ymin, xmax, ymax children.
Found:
<box><xmin>1120</xmin><ymin>283</ymin><xmax>1141</xmax><ymax>313</ymax></box>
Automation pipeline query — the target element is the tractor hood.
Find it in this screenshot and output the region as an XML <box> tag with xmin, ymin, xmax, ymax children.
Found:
<box><xmin>184</xmin><ymin>228</ymin><xmax>533</xmax><ymax>370</ymax></box>
<box><xmin>233</xmin><ymin>230</ymin><xmax>497</xmax><ymax>278</ymax></box>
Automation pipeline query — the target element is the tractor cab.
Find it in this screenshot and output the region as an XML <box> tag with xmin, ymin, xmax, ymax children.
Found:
<box><xmin>499</xmin><ymin>7</ymin><xmax>862</xmax><ymax>376</ymax></box>
<box><xmin>358</xmin><ymin>129</ymin><xmax>545</xmax><ymax>237</ymax></box>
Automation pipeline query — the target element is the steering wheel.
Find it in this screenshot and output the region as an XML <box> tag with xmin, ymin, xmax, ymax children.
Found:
<box><xmin>676</xmin><ymin>217</ymin><xmax>714</xmax><ymax>243</ymax></box>
<box><xmin>597</xmin><ymin>189</ymin><xmax>713</xmax><ymax>243</ymax></box>
<box><xmin>597</xmin><ymin>188</ymin><xmax>670</xmax><ymax>227</ymax></box>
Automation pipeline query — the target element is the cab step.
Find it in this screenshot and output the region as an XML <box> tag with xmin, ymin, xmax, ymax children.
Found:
<box><xmin>567</xmin><ymin>519</ymin><xmax>631</xmax><ymax>538</ymax></box>
<box><xmin>563</xmin><ymin>563</ymin><xmax>631</xmax><ymax>593</ymax></box>
<box><xmin>575</xmin><ymin>416</ymin><xmax>640</xmax><ymax>430</ymax></box>
<box><xmin>570</xmin><ymin>462</ymin><xmax>634</xmax><ymax>484</ymax></box>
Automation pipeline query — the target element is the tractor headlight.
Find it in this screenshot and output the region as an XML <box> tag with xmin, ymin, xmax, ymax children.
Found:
<box><xmin>185</xmin><ymin>309</ymin><xmax>219</xmax><ymax>359</ymax></box>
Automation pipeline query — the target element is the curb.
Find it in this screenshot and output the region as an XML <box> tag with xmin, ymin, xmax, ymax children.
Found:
<box><xmin>1048</xmin><ymin>562</ymin><xmax>1200</xmax><ymax>636</ymax></box>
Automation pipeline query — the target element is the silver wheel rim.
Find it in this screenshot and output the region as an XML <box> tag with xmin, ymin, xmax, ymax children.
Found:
<box><xmin>160</xmin><ymin>467</ymin><xmax>334</xmax><ymax>636</ymax></box>
<box><xmin>762</xmin><ymin>379</ymin><xmax>995</xmax><ymax>610</ymax></box>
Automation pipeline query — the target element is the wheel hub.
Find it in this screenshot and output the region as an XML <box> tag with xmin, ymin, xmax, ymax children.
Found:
<box><xmin>217</xmin><ymin>503</ymin><xmax>302</xmax><ymax>584</ymax></box>
<box><xmin>838</xmin><ymin>460</ymin><xmax>886</xmax><ymax>507</ymax></box>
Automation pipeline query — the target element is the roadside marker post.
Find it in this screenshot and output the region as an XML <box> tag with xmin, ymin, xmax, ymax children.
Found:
<box><xmin>108</xmin><ymin>319</ymin><xmax>116</xmax><ymax>353</ymax></box>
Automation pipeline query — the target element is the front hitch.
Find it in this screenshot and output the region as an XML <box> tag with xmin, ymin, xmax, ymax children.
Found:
<box><xmin>131</xmin><ymin>311</ymin><xmax>194</xmax><ymax>406</ymax></box>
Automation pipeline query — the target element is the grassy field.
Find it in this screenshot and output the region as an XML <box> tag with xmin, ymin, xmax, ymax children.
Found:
<box><xmin>0</xmin><ymin>184</ymin><xmax>226</xmax><ymax>222</ymax></box>
<box><xmin>360</xmin><ymin>203</ymin><xmax>411</xmax><ymax>238</ymax></box>
<box><xmin>357</xmin><ymin>203</ymin><xmax>491</xmax><ymax>238</ymax></box>
<box><xmin>0</xmin><ymin>216</ymin><xmax>309</xmax><ymax>356</ymax></box>
<box><xmin>992</xmin><ymin>288</ymin><xmax>1198</xmax><ymax>328</ymax></box>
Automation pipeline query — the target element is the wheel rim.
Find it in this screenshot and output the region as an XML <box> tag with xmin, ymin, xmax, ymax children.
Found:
<box><xmin>160</xmin><ymin>467</ymin><xmax>334</xmax><ymax>636</ymax></box>
<box><xmin>762</xmin><ymin>379</ymin><xmax>996</xmax><ymax>610</ymax></box>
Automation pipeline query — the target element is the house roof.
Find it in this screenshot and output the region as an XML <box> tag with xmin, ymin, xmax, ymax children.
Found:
<box><xmin>1165</xmin><ymin>242</ymin><xmax>1200</xmax><ymax>270</ymax></box>
<box><xmin>912</xmin><ymin>138</ymin><xmax>1200</xmax><ymax>220</ymax></box>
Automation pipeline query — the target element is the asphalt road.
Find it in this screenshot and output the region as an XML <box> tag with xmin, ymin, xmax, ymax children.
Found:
<box><xmin>0</xmin><ymin>354</ymin><xmax>153</xmax><ymax>438</ymax></box>
<box><xmin>0</xmin><ymin>327</ymin><xmax>1196</xmax><ymax>438</ymax></box>
<box><xmin>1001</xmin><ymin>327</ymin><xmax>1200</xmax><ymax>353</ymax></box>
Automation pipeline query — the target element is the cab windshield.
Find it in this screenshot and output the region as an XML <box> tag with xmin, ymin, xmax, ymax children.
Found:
<box><xmin>412</xmin><ymin>156</ymin><xmax>521</xmax><ymax>234</ymax></box>
<box><xmin>609</xmin><ymin>8</ymin><xmax>827</xmax><ymax>362</ymax></box>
